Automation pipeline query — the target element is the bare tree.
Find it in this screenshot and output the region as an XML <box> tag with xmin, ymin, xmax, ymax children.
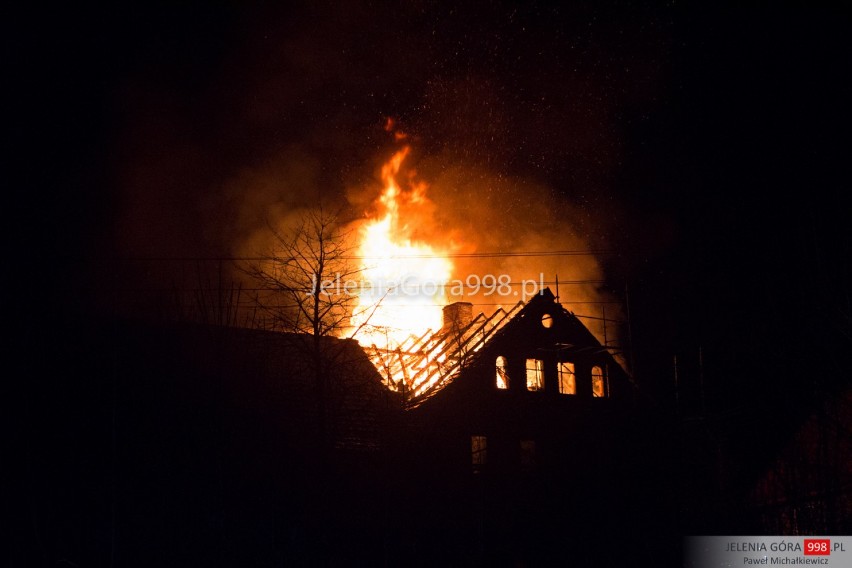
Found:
<box><xmin>241</xmin><ymin>207</ymin><xmax>361</xmax><ymax>337</ymax></box>
<box><xmin>241</xmin><ymin>207</ymin><xmax>374</xmax><ymax>451</ymax></box>
<box><xmin>240</xmin><ymin>208</ymin><xmax>392</xmax><ymax>454</ymax></box>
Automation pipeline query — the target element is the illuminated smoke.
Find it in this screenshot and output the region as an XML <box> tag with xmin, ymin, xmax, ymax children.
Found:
<box><xmin>339</xmin><ymin>124</ymin><xmax>621</xmax><ymax>355</ymax></box>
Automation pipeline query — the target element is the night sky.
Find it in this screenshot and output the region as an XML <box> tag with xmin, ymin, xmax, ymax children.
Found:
<box><xmin>7</xmin><ymin>0</ymin><xmax>851</xmax><ymax>549</ymax></box>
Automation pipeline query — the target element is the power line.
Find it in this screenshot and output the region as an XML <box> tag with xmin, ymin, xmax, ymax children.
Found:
<box><xmin>349</xmin><ymin>250</ymin><xmax>619</xmax><ymax>259</ymax></box>
<box><xmin>93</xmin><ymin>250</ymin><xmax>621</xmax><ymax>262</ymax></box>
<box><xmin>149</xmin><ymin>300</ymin><xmax>625</xmax><ymax>308</ymax></box>
<box><xmin>120</xmin><ymin>281</ymin><xmax>609</xmax><ymax>291</ymax></box>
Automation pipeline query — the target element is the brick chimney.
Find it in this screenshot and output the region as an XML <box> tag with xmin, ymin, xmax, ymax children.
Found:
<box><xmin>442</xmin><ymin>302</ymin><xmax>473</xmax><ymax>334</ymax></box>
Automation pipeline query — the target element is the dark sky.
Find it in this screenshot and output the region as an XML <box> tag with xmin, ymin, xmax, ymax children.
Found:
<box><xmin>7</xmin><ymin>2</ymin><xmax>851</xmax><ymax>405</ymax></box>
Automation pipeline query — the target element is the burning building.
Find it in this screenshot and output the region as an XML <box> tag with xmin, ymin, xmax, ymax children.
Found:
<box><xmin>376</xmin><ymin>288</ymin><xmax>661</xmax><ymax>564</ymax></box>
<box><xmin>60</xmin><ymin>125</ymin><xmax>663</xmax><ymax>564</ymax></box>
<box><xmin>368</xmin><ymin>288</ymin><xmax>632</xmax><ymax>407</ymax></box>
<box><xmin>189</xmin><ymin>130</ymin><xmax>664</xmax><ymax>561</ymax></box>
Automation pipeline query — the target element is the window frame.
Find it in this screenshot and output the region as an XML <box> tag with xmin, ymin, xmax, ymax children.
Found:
<box><xmin>525</xmin><ymin>358</ymin><xmax>544</xmax><ymax>391</ymax></box>
<box><xmin>558</xmin><ymin>361</ymin><xmax>576</xmax><ymax>395</ymax></box>
<box><xmin>471</xmin><ymin>435</ymin><xmax>487</xmax><ymax>471</ymax></box>
<box><xmin>591</xmin><ymin>365</ymin><xmax>606</xmax><ymax>397</ymax></box>
<box><xmin>520</xmin><ymin>439</ymin><xmax>536</xmax><ymax>472</ymax></box>
<box><xmin>495</xmin><ymin>356</ymin><xmax>509</xmax><ymax>390</ymax></box>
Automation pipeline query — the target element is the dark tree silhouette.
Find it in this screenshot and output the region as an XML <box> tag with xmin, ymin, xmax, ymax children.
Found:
<box><xmin>240</xmin><ymin>207</ymin><xmax>387</xmax><ymax>451</ymax></box>
<box><xmin>242</xmin><ymin>207</ymin><xmax>361</xmax><ymax>337</ymax></box>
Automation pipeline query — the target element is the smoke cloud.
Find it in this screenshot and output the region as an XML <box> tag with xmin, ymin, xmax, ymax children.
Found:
<box><xmin>100</xmin><ymin>2</ymin><xmax>669</xmax><ymax>359</ymax></box>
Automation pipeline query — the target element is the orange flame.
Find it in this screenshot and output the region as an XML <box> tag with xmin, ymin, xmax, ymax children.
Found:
<box><xmin>351</xmin><ymin>145</ymin><xmax>454</xmax><ymax>351</ymax></box>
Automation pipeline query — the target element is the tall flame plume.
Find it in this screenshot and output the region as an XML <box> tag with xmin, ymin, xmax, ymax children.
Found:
<box><xmin>351</xmin><ymin>145</ymin><xmax>454</xmax><ymax>351</ymax></box>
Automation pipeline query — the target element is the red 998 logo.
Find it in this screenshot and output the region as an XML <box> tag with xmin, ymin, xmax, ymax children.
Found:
<box><xmin>803</xmin><ymin>539</ymin><xmax>830</xmax><ymax>556</ymax></box>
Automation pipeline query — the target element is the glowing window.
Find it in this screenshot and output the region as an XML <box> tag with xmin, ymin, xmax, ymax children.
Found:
<box><xmin>541</xmin><ymin>313</ymin><xmax>553</xmax><ymax>328</ymax></box>
<box><xmin>592</xmin><ymin>366</ymin><xmax>606</xmax><ymax>397</ymax></box>
<box><xmin>558</xmin><ymin>362</ymin><xmax>576</xmax><ymax>395</ymax></box>
<box><xmin>471</xmin><ymin>435</ymin><xmax>487</xmax><ymax>470</ymax></box>
<box><xmin>526</xmin><ymin>358</ymin><xmax>543</xmax><ymax>391</ymax></box>
<box><xmin>496</xmin><ymin>356</ymin><xmax>509</xmax><ymax>389</ymax></box>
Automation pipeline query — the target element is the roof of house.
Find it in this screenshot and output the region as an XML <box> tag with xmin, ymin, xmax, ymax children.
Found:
<box><xmin>365</xmin><ymin>288</ymin><xmax>628</xmax><ymax>407</ymax></box>
<box><xmin>103</xmin><ymin>318</ymin><xmax>401</xmax><ymax>452</ymax></box>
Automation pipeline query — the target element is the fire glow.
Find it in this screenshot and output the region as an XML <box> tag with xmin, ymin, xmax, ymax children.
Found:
<box><xmin>350</xmin><ymin>144</ymin><xmax>454</xmax><ymax>350</ymax></box>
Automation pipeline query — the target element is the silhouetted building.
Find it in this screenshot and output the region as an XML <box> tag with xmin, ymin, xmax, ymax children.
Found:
<box><xmin>26</xmin><ymin>291</ymin><xmax>673</xmax><ymax>566</ymax></box>
<box><xmin>378</xmin><ymin>289</ymin><xmax>670</xmax><ymax>565</ymax></box>
<box><xmin>36</xmin><ymin>317</ymin><xmax>400</xmax><ymax>567</ymax></box>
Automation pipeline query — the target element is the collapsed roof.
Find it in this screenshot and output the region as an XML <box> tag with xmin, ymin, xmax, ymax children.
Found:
<box><xmin>365</xmin><ymin>288</ymin><xmax>621</xmax><ymax>407</ymax></box>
